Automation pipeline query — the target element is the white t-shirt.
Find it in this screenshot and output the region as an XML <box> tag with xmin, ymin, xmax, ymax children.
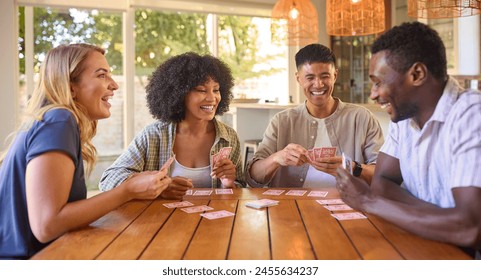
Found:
<box><xmin>303</xmin><ymin>117</ymin><xmax>337</xmax><ymax>188</ymax></box>
<box><xmin>170</xmin><ymin>158</ymin><xmax>212</xmax><ymax>188</ymax></box>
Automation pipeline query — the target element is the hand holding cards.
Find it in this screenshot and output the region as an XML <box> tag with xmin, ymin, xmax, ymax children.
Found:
<box><xmin>307</xmin><ymin>147</ymin><xmax>337</xmax><ymax>162</ymax></box>
<box><xmin>212</xmin><ymin>147</ymin><xmax>232</xmax><ymax>166</ymax></box>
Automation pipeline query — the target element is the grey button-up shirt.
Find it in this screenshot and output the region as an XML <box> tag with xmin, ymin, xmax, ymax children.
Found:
<box><xmin>246</xmin><ymin>99</ymin><xmax>384</xmax><ymax>188</ymax></box>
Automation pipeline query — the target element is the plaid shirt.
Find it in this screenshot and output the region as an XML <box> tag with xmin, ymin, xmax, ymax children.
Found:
<box><xmin>99</xmin><ymin>118</ymin><xmax>245</xmax><ymax>190</ymax></box>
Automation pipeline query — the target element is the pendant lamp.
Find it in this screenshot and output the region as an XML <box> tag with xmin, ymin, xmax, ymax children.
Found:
<box><xmin>272</xmin><ymin>0</ymin><xmax>319</xmax><ymax>46</ymax></box>
<box><xmin>408</xmin><ymin>0</ymin><xmax>481</xmax><ymax>18</ymax></box>
<box><xmin>326</xmin><ymin>0</ymin><xmax>385</xmax><ymax>36</ymax></box>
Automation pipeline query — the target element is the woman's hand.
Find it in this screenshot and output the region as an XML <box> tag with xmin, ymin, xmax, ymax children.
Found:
<box><xmin>123</xmin><ymin>169</ymin><xmax>172</xmax><ymax>200</ymax></box>
<box><xmin>211</xmin><ymin>158</ymin><xmax>236</xmax><ymax>188</ymax></box>
<box><xmin>160</xmin><ymin>176</ymin><xmax>193</xmax><ymax>199</ymax></box>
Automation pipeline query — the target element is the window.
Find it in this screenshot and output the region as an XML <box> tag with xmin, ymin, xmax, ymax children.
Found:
<box><xmin>218</xmin><ymin>15</ymin><xmax>288</xmax><ymax>103</ymax></box>
<box><xmin>17</xmin><ymin>2</ymin><xmax>288</xmax><ymax>189</ymax></box>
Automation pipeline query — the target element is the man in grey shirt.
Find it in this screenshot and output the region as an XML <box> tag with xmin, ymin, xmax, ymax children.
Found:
<box><xmin>246</xmin><ymin>44</ymin><xmax>383</xmax><ymax>188</ymax></box>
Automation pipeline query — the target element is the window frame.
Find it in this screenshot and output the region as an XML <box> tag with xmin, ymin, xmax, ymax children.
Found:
<box><xmin>15</xmin><ymin>0</ymin><xmax>277</xmax><ymax>147</ymax></box>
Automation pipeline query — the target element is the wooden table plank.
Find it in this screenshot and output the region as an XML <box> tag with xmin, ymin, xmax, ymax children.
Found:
<box><xmin>339</xmin><ymin>218</ymin><xmax>403</xmax><ymax>260</ymax></box>
<box><xmin>183</xmin><ymin>199</ymin><xmax>237</xmax><ymax>260</ymax></box>
<box><xmin>269</xmin><ymin>200</ymin><xmax>316</xmax><ymax>260</ymax></box>
<box><xmin>228</xmin><ymin>200</ymin><xmax>270</xmax><ymax>260</ymax></box>
<box><xmin>297</xmin><ymin>200</ymin><xmax>361</xmax><ymax>259</ymax></box>
<box><xmin>139</xmin><ymin>199</ymin><xmax>210</xmax><ymax>260</ymax></box>
<box><xmin>96</xmin><ymin>199</ymin><xmax>175</xmax><ymax>259</ymax></box>
<box><xmin>368</xmin><ymin>215</ymin><xmax>471</xmax><ymax>260</ymax></box>
<box><xmin>30</xmin><ymin>200</ymin><xmax>151</xmax><ymax>260</ymax></box>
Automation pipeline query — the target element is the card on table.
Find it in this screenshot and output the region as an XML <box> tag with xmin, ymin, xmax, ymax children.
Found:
<box><xmin>245</xmin><ymin>199</ymin><xmax>279</xmax><ymax>209</ymax></box>
<box><xmin>307</xmin><ymin>190</ymin><xmax>328</xmax><ymax>197</ymax></box>
<box><xmin>215</xmin><ymin>189</ymin><xmax>234</xmax><ymax>195</ymax></box>
<box><xmin>262</xmin><ymin>189</ymin><xmax>285</xmax><ymax>196</ymax></box>
<box><xmin>200</xmin><ymin>210</ymin><xmax>235</xmax><ymax>220</ymax></box>
<box><xmin>193</xmin><ymin>190</ymin><xmax>213</xmax><ymax>196</ymax></box>
<box><xmin>285</xmin><ymin>190</ymin><xmax>307</xmax><ymax>196</ymax></box>
<box><xmin>331</xmin><ymin>212</ymin><xmax>367</xmax><ymax>220</ymax></box>
<box><xmin>323</xmin><ymin>204</ymin><xmax>353</xmax><ymax>211</ymax></box>
<box><xmin>316</xmin><ymin>198</ymin><xmax>345</xmax><ymax>205</ymax></box>
<box><xmin>162</xmin><ymin>201</ymin><xmax>194</xmax><ymax>209</ymax></box>
<box><xmin>180</xmin><ymin>205</ymin><xmax>214</xmax><ymax>213</ymax></box>
<box><xmin>342</xmin><ymin>152</ymin><xmax>353</xmax><ymax>174</ymax></box>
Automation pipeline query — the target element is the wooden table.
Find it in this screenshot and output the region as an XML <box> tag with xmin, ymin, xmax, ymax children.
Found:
<box><xmin>31</xmin><ymin>188</ymin><xmax>471</xmax><ymax>260</ymax></box>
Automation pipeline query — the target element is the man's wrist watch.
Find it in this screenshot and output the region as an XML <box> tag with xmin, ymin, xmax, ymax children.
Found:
<box><xmin>353</xmin><ymin>161</ymin><xmax>363</xmax><ymax>177</ymax></box>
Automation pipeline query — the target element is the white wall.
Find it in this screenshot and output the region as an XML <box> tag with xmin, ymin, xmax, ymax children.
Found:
<box><xmin>0</xmin><ymin>0</ymin><xmax>18</xmax><ymax>150</ymax></box>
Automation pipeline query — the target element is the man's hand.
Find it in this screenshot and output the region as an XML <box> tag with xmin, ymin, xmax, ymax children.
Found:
<box><xmin>272</xmin><ymin>143</ymin><xmax>309</xmax><ymax>167</ymax></box>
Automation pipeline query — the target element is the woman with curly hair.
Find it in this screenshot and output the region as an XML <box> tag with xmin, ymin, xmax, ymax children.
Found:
<box><xmin>0</xmin><ymin>44</ymin><xmax>171</xmax><ymax>259</ymax></box>
<box><xmin>100</xmin><ymin>52</ymin><xmax>245</xmax><ymax>199</ymax></box>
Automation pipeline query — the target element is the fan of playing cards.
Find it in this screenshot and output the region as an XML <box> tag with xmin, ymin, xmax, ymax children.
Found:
<box><xmin>307</xmin><ymin>147</ymin><xmax>337</xmax><ymax>162</ymax></box>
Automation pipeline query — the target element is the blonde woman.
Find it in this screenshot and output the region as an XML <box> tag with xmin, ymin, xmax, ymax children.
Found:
<box><xmin>0</xmin><ymin>44</ymin><xmax>171</xmax><ymax>259</ymax></box>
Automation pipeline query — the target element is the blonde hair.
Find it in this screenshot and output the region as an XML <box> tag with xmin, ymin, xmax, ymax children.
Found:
<box><xmin>0</xmin><ymin>43</ymin><xmax>106</xmax><ymax>175</ymax></box>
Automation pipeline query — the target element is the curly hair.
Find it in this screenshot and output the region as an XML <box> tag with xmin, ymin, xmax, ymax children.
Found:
<box><xmin>295</xmin><ymin>44</ymin><xmax>337</xmax><ymax>69</ymax></box>
<box><xmin>146</xmin><ymin>52</ymin><xmax>234</xmax><ymax>122</ymax></box>
<box><xmin>371</xmin><ymin>21</ymin><xmax>447</xmax><ymax>81</ymax></box>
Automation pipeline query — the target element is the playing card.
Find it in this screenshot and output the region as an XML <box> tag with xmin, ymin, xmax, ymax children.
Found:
<box><xmin>285</xmin><ymin>190</ymin><xmax>307</xmax><ymax>196</ymax></box>
<box><xmin>180</xmin><ymin>205</ymin><xmax>214</xmax><ymax>213</ymax></box>
<box><xmin>320</xmin><ymin>147</ymin><xmax>337</xmax><ymax>158</ymax></box>
<box><xmin>307</xmin><ymin>191</ymin><xmax>328</xmax><ymax>197</ymax></box>
<box><xmin>307</xmin><ymin>149</ymin><xmax>315</xmax><ymax>162</ymax></box>
<box><xmin>316</xmin><ymin>199</ymin><xmax>344</xmax><ymax>205</ymax></box>
<box><xmin>160</xmin><ymin>154</ymin><xmax>176</xmax><ymax>171</ymax></box>
<box><xmin>323</xmin><ymin>204</ymin><xmax>353</xmax><ymax>211</ymax></box>
<box><xmin>245</xmin><ymin>199</ymin><xmax>279</xmax><ymax>209</ymax></box>
<box><xmin>185</xmin><ymin>189</ymin><xmax>193</xmax><ymax>195</ymax></box>
<box><xmin>212</xmin><ymin>147</ymin><xmax>232</xmax><ymax>166</ymax></box>
<box><xmin>342</xmin><ymin>153</ymin><xmax>353</xmax><ymax>174</ymax></box>
<box><xmin>331</xmin><ymin>212</ymin><xmax>367</xmax><ymax>220</ymax></box>
<box><xmin>215</xmin><ymin>189</ymin><xmax>234</xmax><ymax>194</ymax></box>
<box><xmin>162</xmin><ymin>201</ymin><xmax>194</xmax><ymax>209</ymax></box>
<box><xmin>262</xmin><ymin>189</ymin><xmax>285</xmax><ymax>196</ymax></box>
<box><xmin>200</xmin><ymin>210</ymin><xmax>235</xmax><ymax>220</ymax></box>
<box><xmin>193</xmin><ymin>190</ymin><xmax>213</xmax><ymax>196</ymax></box>
<box><xmin>313</xmin><ymin>148</ymin><xmax>323</xmax><ymax>160</ymax></box>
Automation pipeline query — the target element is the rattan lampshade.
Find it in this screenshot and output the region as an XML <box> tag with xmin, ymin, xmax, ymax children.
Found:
<box><xmin>408</xmin><ymin>0</ymin><xmax>481</xmax><ymax>18</ymax></box>
<box><xmin>326</xmin><ymin>0</ymin><xmax>385</xmax><ymax>36</ymax></box>
<box><xmin>271</xmin><ymin>0</ymin><xmax>319</xmax><ymax>46</ymax></box>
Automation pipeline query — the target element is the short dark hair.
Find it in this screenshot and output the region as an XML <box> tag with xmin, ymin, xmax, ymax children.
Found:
<box><xmin>295</xmin><ymin>44</ymin><xmax>336</xmax><ymax>69</ymax></box>
<box><xmin>371</xmin><ymin>21</ymin><xmax>447</xmax><ymax>81</ymax></box>
<box><xmin>146</xmin><ymin>52</ymin><xmax>234</xmax><ymax>122</ymax></box>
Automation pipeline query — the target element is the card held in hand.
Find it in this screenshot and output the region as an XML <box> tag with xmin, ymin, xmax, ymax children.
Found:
<box><xmin>342</xmin><ymin>152</ymin><xmax>353</xmax><ymax>174</ymax></box>
<box><xmin>212</xmin><ymin>147</ymin><xmax>232</xmax><ymax>166</ymax></box>
<box><xmin>161</xmin><ymin>154</ymin><xmax>176</xmax><ymax>171</ymax></box>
